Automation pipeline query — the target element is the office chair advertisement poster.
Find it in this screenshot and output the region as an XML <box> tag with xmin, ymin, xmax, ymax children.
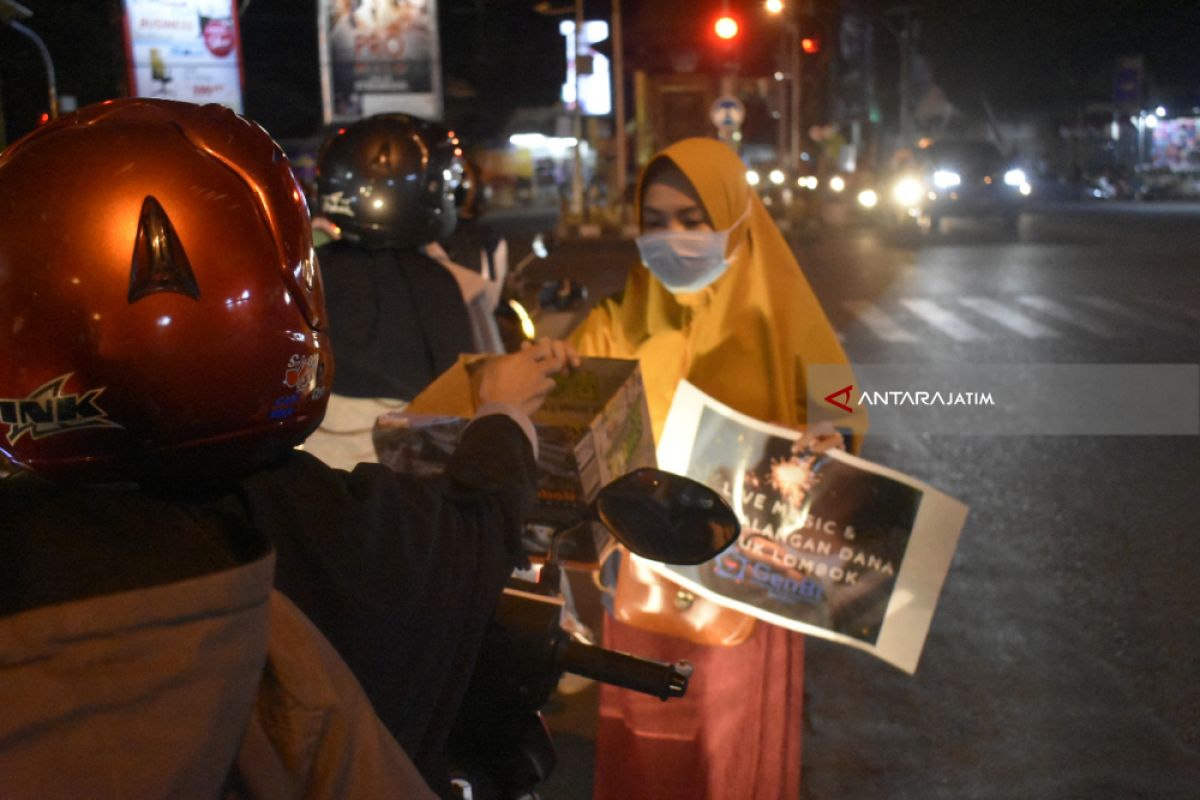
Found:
<box><xmin>120</xmin><ymin>1</ymin><xmax>245</xmax><ymax>112</ymax></box>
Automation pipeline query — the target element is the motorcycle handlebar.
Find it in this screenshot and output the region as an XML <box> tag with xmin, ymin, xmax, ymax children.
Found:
<box><xmin>559</xmin><ymin>639</ymin><xmax>692</xmax><ymax>701</ymax></box>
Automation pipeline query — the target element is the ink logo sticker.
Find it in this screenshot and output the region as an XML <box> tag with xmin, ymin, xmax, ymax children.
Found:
<box><xmin>0</xmin><ymin>374</ymin><xmax>123</xmax><ymax>445</ymax></box>
<box><xmin>321</xmin><ymin>191</ymin><xmax>355</xmax><ymax>218</ymax></box>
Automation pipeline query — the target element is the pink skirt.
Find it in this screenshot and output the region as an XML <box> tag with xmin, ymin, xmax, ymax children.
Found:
<box><xmin>593</xmin><ymin>614</ymin><xmax>804</xmax><ymax>800</ymax></box>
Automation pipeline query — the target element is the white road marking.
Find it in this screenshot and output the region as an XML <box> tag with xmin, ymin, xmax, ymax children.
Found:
<box><xmin>843</xmin><ymin>300</ymin><xmax>919</xmax><ymax>342</ymax></box>
<box><xmin>1015</xmin><ymin>295</ymin><xmax>1118</xmax><ymax>337</ymax></box>
<box><xmin>900</xmin><ymin>298</ymin><xmax>986</xmax><ymax>341</ymax></box>
<box><xmin>1135</xmin><ymin>296</ymin><xmax>1200</xmax><ymax>324</ymax></box>
<box><xmin>959</xmin><ymin>297</ymin><xmax>1061</xmax><ymax>338</ymax></box>
<box><xmin>1078</xmin><ymin>295</ymin><xmax>1196</xmax><ymax>336</ymax></box>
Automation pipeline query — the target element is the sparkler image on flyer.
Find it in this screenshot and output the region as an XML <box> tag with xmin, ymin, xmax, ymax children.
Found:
<box><xmin>688</xmin><ymin>406</ymin><xmax>920</xmax><ymax>644</ymax></box>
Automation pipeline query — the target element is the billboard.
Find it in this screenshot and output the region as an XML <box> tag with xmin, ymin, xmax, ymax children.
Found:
<box><xmin>319</xmin><ymin>0</ymin><xmax>443</xmax><ymax>123</ymax></box>
<box><xmin>1113</xmin><ymin>55</ymin><xmax>1144</xmax><ymax>114</ymax></box>
<box><xmin>121</xmin><ymin>0</ymin><xmax>245</xmax><ymax>112</ymax></box>
<box><xmin>560</xmin><ymin>20</ymin><xmax>611</xmax><ymax>116</ymax></box>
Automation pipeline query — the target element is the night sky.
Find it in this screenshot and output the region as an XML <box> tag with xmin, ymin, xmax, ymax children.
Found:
<box><xmin>1</xmin><ymin>1</ymin><xmax>1197</xmax><ymax>146</ymax></box>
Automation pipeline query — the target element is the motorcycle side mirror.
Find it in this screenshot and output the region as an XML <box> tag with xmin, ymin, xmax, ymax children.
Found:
<box><xmin>531</xmin><ymin>232</ymin><xmax>550</xmax><ymax>260</ymax></box>
<box><xmin>593</xmin><ymin>468</ymin><xmax>740</xmax><ymax>565</ymax></box>
<box><xmin>508</xmin><ymin>231</ymin><xmax>554</xmax><ymax>282</ymax></box>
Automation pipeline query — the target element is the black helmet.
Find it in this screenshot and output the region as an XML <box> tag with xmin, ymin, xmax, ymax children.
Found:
<box><xmin>316</xmin><ymin>114</ymin><xmax>463</xmax><ymax>248</ymax></box>
<box><xmin>454</xmin><ymin>158</ymin><xmax>486</xmax><ymax>220</ymax></box>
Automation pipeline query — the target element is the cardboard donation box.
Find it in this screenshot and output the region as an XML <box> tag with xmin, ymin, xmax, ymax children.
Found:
<box><xmin>374</xmin><ymin>355</ymin><xmax>657</xmax><ymax>562</ymax></box>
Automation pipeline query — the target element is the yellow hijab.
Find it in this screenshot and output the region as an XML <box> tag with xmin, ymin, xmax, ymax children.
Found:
<box><xmin>572</xmin><ymin>137</ymin><xmax>866</xmax><ymax>449</ymax></box>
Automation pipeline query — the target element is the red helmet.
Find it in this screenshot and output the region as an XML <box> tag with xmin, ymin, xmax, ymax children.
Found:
<box><xmin>0</xmin><ymin>99</ymin><xmax>332</xmax><ymax>481</ymax></box>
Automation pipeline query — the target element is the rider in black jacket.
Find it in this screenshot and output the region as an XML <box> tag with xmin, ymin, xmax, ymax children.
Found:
<box><xmin>315</xmin><ymin>114</ymin><xmax>475</xmax><ymax>400</ymax></box>
<box><xmin>0</xmin><ymin>99</ymin><xmax>575</xmax><ymax>797</ymax></box>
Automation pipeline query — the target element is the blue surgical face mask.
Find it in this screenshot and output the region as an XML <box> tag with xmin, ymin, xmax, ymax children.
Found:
<box><xmin>635</xmin><ymin>203</ymin><xmax>750</xmax><ymax>294</ymax></box>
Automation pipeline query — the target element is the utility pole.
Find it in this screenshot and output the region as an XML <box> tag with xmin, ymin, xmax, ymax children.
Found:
<box><xmin>571</xmin><ymin>0</ymin><xmax>585</xmax><ymax>221</ymax></box>
<box><xmin>776</xmin><ymin>71</ymin><xmax>787</xmax><ymax>165</ymax></box>
<box><xmin>884</xmin><ymin>5</ymin><xmax>917</xmax><ymax>145</ymax></box>
<box><xmin>789</xmin><ymin>20</ymin><xmax>802</xmax><ymax>171</ymax></box>
<box><xmin>1</xmin><ymin>0</ymin><xmax>59</xmax><ymax>123</ymax></box>
<box><xmin>765</xmin><ymin>1</ymin><xmax>806</xmax><ymax>172</ymax></box>
<box><xmin>612</xmin><ymin>0</ymin><xmax>627</xmax><ymax>221</ymax></box>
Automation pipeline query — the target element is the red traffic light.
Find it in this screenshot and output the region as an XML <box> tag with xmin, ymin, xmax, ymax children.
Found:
<box><xmin>714</xmin><ymin>15</ymin><xmax>739</xmax><ymax>40</ymax></box>
<box><xmin>800</xmin><ymin>36</ymin><xmax>820</xmax><ymax>54</ymax></box>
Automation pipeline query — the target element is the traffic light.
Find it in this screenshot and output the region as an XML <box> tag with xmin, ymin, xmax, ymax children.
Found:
<box><xmin>800</xmin><ymin>36</ymin><xmax>820</xmax><ymax>55</ymax></box>
<box><xmin>713</xmin><ymin>15</ymin><xmax>739</xmax><ymax>41</ymax></box>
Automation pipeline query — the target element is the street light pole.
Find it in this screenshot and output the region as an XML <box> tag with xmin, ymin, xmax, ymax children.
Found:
<box><xmin>789</xmin><ymin>20</ymin><xmax>802</xmax><ymax>171</ymax></box>
<box><xmin>1</xmin><ymin>0</ymin><xmax>59</xmax><ymax>122</ymax></box>
<box><xmin>571</xmin><ymin>0</ymin><xmax>585</xmax><ymax>221</ymax></box>
<box><xmin>883</xmin><ymin>5</ymin><xmax>917</xmax><ymax>144</ymax></box>
<box><xmin>765</xmin><ymin>2</ymin><xmax>804</xmax><ymax>172</ymax></box>
<box><xmin>612</xmin><ymin>0</ymin><xmax>627</xmax><ymax>221</ymax></box>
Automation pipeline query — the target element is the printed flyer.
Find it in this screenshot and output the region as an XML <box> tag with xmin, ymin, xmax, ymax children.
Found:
<box><xmin>651</xmin><ymin>380</ymin><xmax>968</xmax><ymax>673</ymax></box>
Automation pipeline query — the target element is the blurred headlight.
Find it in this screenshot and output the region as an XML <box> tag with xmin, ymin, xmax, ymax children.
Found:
<box><xmin>746</xmin><ymin>170</ymin><xmax>761</xmax><ymax>186</ymax></box>
<box><xmin>1004</xmin><ymin>168</ymin><xmax>1027</xmax><ymax>187</ymax></box>
<box><xmin>829</xmin><ymin>175</ymin><xmax>846</xmax><ymax>193</ymax></box>
<box><xmin>769</xmin><ymin>168</ymin><xmax>785</xmax><ymax>185</ymax></box>
<box><xmin>893</xmin><ymin>177</ymin><xmax>923</xmax><ymax>207</ymax></box>
<box><xmin>857</xmin><ymin>189</ymin><xmax>878</xmax><ymax>209</ymax></box>
<box><xmin>933</xmin><ymin>169</ymin><xmax>961</xmax><ymax>189</ymax></box>
<box><xmin>1019</xmin><ymin>182</ymin><xmax>1032</xmax><ymax>196</ymax></box>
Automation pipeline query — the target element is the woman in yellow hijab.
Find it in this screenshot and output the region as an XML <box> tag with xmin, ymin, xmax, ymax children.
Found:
<box><xmin>572</xmin><ymin>137</ymin><xmax>865</xmax><ymax>799</ymax></box>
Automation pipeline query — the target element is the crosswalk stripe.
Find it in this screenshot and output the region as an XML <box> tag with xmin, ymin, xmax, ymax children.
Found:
<box><xmin>1135</xmin><ymin>296</ymin><xmax>1200</xmax><ymax>324</ymax></box>
<box><xmin>1077</xmin><ymin>296</ymin><xmax>1196</xmax><ymax>337</ymax></box>
<box><xmin>958</xmin><ymin>297</ymin><xmax>1060</xmax><ymax>338</ymax></box>
<box><xmin>843</xmin><ymin>296</ymin><xmax>1195</xmax><ymax>343</ymax></box>
<box><xmin>899</xmin><ymin>299</ymin><xmax>986</xmax><ymax>341</ymax></box>
<box><xmin>843</xmin><ymin>300</ymin><xmax>919</xmax><ymax>342</ymax></box>
<box><xmin>1016</xmin><ymin>295</ymin><xmax>1117</xmax><ymax>337</ymax></box>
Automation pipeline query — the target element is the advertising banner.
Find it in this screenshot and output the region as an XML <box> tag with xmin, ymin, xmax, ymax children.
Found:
<box><xmin>560</xmin><ymin>20</ymin><xmax>611</xmax><ymax>116</ymax></box>
<box><xmin>653</xmin><ymin>380</ymin><xmax>968</xmax><ymax>673</ymax></box>
<box><xmin>122</xmin><ymin>0</ymin><xmax>244</xmax><ymax>112</ymax></box>
<box><xmin>1113</xmin><ymin>55</ymin><xmax>1144</xmax><ymax>114</ymax></box>
<box><xmin>319</xmin><ymin>0</ymin><xmax>442</xmax><ymax>123</ymax></box>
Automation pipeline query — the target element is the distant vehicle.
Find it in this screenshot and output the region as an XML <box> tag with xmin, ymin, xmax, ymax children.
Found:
<box><xmin>745</xmin><ymin>163</ymin><xmax>820</xmax><ymax>228</ymax></box>
<box><xmin>879</xmin><ymin>139</ymin><xmax>1031</xmax><ymax>236</ymax></box>
<box><xmin>747</xmin><ymin>163</ymin><xmax>796</xmax><ymax>210</ymax></box>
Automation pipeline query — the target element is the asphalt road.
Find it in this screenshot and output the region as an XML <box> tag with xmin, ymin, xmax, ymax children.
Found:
<box><xmin>493</xmin><ymin>201</ymin><xmax>1200</xmax><ymax>799</ymax></box>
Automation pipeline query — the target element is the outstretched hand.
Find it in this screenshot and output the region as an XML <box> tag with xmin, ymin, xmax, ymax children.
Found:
<box><xmin>791</xmin><ymin>420</ymin><xmax>845</xmax><ymax>456</ymax></box>
<box><xmin>476</xmin><ymin>338</ymin><xmax>582</xmax><ymax>416</ymax></box>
